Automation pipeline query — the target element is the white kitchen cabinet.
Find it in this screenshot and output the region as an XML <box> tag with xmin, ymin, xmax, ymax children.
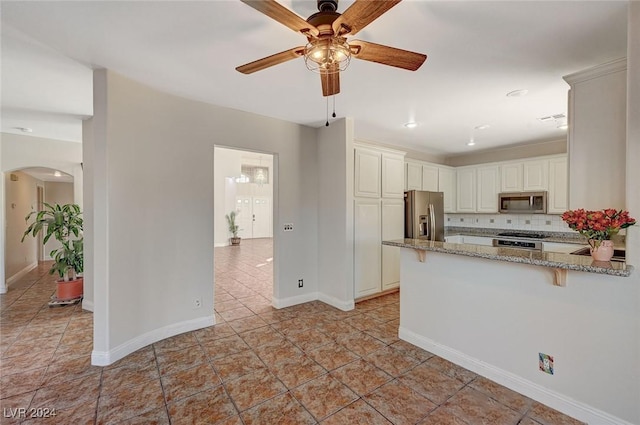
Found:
<box><xmin>548</xmin><ymin>156</ymin><xmax>568</xmax><ymax>214</ymax></box>
<box><xmin>405</xmin><ymin>162</ymin><xmax>422</xmax><ymax>191</ymax></box>
<box><xmin>501</xmin><ymin>162</ymin><xmax>523</xmax><ymax>192</ymax></box>
<box><xmin>523</xmin><ymin>159</ymin><xmax>549</xmax><ymax>191</ymax></box>
<box><xmin>438</xmin><ymin>167</ymin><xmax>456</xmax><ymax>213</ymax></box>
<box><xmin>381</xmin><ymin>153</ymin><xmax>405</xmax><ymax>198</ymax></box>
<box><xmin>422</xmin><ymin>165</ymin><xmax>439</xmax><ymax>192</ymax></box>
<box><xmin>354</xmin><ymin>148</ymin><xmax>381</xmax><ymax>198</ymax></box>
<box><xmin>476</xmin><ymin>165</ymin><xmax>500</xmax><ymax>213</ymax></box>
<box><xmin>461</xmin><ymin>235</ymin><xmax>494</xmax><ymax>246</ymax></box>
<box><xmin>456</xmin><ymin>167</ymin><xmax>476</xmax><ymax>213</ymax></box>
<box><xmin>381</xmin><ymin>199</ymin><xmax>404</xmax><ymax>290</ymax></box>
<box><xmin>354</xmin><ymin>199</ymin><xmax>382</xmax><ymax>298</ymax></box>
<box><xmin>445</xmin><ymin>235</ymin><xmax>463</xmax><ymax>244</ymax></box>
<box><xmin>543</xmin><ymin>241</ymin><xmax>582</xmax><ymax>254</ymax></box>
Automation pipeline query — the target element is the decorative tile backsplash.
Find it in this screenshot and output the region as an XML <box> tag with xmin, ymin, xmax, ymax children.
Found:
<box><xmin>446</xmin><ymin>213</ymin><xmax>571</xmax><ymax>233</ymax></box>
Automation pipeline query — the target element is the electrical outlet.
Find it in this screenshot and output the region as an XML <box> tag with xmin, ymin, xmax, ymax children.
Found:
<box><xmin>193</xmin><ymin>297</ymin><xmax>202</xmax><ymax>309</ymax></box>
<box><xmin>298</xmin><ymin>279</ymin><xmax>303</xmax><ymax>288</ymax></box>
<box><xmin>284</xmin><ymin>223</ymin><xmax>294</xmax><ymax>232</ymax></box>
<box><xmin>539</xmin><ymin>353</ymin><xmax>554</xmax><ymax>375</ymax></box>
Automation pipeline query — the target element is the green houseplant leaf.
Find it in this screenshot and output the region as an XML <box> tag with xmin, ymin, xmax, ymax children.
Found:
<box><xmin>22</xmin><ymin>203</ymin><xmax>84</xmax><ymax>281</ymax></box>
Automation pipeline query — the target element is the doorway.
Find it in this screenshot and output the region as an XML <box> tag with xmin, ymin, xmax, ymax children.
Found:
<box><xmin>213</xmin><ymin>147</ymin><xmax>275</xmax><ymax>315</ymax></box>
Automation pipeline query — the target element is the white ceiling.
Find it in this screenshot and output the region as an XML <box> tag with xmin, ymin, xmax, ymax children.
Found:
<box><xmin>0</xmin><ymin>1</ymin><xmax>628</xmax><ymax>155</ymax></box>
<box><xmin>19</xmin><ymin>167</ymin><xmax>74</xmax><ymax>183</ymax></box>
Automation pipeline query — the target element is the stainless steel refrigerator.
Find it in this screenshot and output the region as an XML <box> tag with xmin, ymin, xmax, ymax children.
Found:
<box><xmin>404</xmin><ymin>190</ymin><xmax>445</xmax><ymax>241</ymax></box>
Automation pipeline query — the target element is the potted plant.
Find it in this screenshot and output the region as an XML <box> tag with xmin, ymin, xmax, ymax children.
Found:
<box><xmin>225</xmin><ymin>210</ymin><xmax>241</xmax><ymax>246</ymax></box>
<box><xmin>22</xmin><ymin>203</ymin><xmax>84</xmax><ymax>301</ymax></box>
<box><xmin>562</xmin><ymin>208</ymin><xmax>636</xmax><ymax>261</ymax></box>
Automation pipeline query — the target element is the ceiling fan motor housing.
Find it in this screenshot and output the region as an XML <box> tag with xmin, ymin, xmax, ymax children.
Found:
<box><xmin>317</xmin><ymin>0</ymin><xmax>338</xmax><ymax>12</ymax></box>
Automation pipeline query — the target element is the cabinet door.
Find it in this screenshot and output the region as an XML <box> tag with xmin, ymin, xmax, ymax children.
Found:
<box><xmin>523</xmin><ymin>160</ymin><xmax>549</xmax><ymax>191</ymax></box>
<box><xmin>421</xmin><ymin>165</ymin><xmax>439</xmax><ymax>192</ymax></box>
<box><xmin>461</xmin><ymin>235</ymin><xmax>494</xmax><ymax>246</ymax></box>
<box><xmin>405</xmin><ymin>162</ymin><xmax>422</xmax><ymax>191</ymax></box>
<box><xmin>354</xmin><ymin>199</ymin><xmax>382</xmax><ymax>298</ymax></box>
<box><xmin>456</xmin><ymin>168</ymin><xmax>476</xmax><ymax>212</ymax></box>
<box><xmin>382</xmin><ymin>199</ymin><xmax>404</xmax><ymax>290</ymax></box>
<box><xmin>501</xmin><ymin>163</ymin><xmax>523</xmax><ymax>192</ymax></box>
<box><xmin>381</xmin><ymin>154</ymin><xmax>405</xmax><ymax>198</ymax></box>
<box><xmin>438</xmin><ymin>167</ymin><xmax>456</xmax><ymax>213</ymax></box>
<box><xmin>548</xmin><ymin>157</ymin><xmax>568</xmax><ymax>214</ymax></box>
<box><xmin>476</xmin><ymin>166</ymin><xmax>500</xmax><ymax>213</ymax></box>
<box><xmin>355</xmin><ymin>148</ymin><xmax>381</xmax><ymax>198</ymax></box>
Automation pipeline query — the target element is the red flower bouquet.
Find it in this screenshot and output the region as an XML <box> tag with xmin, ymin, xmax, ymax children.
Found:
<box><xmin>561</xmin><ymin>208</ymin><xmax>636</xmax><ymax>246</ymax></box>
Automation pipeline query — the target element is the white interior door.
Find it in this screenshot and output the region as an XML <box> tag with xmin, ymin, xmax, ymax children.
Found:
<box><xmin>235</xmin><ymin>197</ymin><xmax>253</xmax><ymax>239</ymax></box>
<box><xmin>252</xmin><ymin>197</ymin><xmax>272</xmax><ymax>238</ymax></box>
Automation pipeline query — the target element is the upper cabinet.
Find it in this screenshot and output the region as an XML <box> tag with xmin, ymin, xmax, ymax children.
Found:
<box><xmin>500</xmin><ymin>159</ymin><xmax>548</xmax><ymax>192</ymax></box>
<box><xmin>548</xmin><ymin>156</ymin><xmax>568</xmax><ymax>214</ymax></box>
<box><xmin>438</xmin><ymin>167</ymin><xmax>456</xmax><ymax>213</ymax></box>
<box><xmin>456</xmin><ymin>167</ymin><xmax>476</xmax><ymax>212</ymax></box>
<box><xmin>405</xmin><ymin>162</ymin><xmax>422</xmax><ymax>191</ymax></box>
<box><xmin>355</xmin><ymin>145</ymin><xmax>406</xmax><ymax>199</ymax></box>
<box><xmin>381</xmin><ymin>153</ymin><xmax>405</xmax><ymax>198</ymax></box>
<box><xmin>501</xmin><ymin>163</ymin><xmax>523</xmax><ymax>192</ymax></box>
<box><xmin>522</xmin><ymin>159</ymin><xmax>548</xmax><ymax>191</ymax></box>
<box><xmin>476</xmin><ymin>165</ymin><xmax>500</xmax><ymax>213</ymax></box>
<box><xmin>422</xmin><ymin>165</ymin><xmax>439</xmax><ymax>192</ymax></box>
<box><xmin>355</xmin><ymin>148</ymin><xmax>381</xmax><ymax>198</ymax></box>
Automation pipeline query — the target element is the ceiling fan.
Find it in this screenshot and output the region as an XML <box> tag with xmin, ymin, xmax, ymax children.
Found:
<box><xmin>236</xmin><ymin>0</ymin><xmax>427</xmax><ymax>97</ymax></box>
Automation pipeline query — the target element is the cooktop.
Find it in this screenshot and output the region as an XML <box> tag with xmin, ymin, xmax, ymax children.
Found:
<box><xmin>496</xmin><ymin>232</ymin><xmax>549</xmax><ymax>239</ymax></box>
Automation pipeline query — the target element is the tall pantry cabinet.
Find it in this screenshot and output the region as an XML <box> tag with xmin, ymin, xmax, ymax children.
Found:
<box><xmin>353</xmin><ymin>143</ymin><xmax>405</xmax><ymax>298</ymax></box>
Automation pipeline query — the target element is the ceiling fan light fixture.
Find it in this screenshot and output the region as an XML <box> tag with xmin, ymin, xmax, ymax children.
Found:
<box><xmin>304</xmin><ymin>37</ymin><xmax>351</xmax><ymax>73</ymax></box>
<box><xmin>404</xmin><ymin>122</ymin><xmax>418</xmax><ymax>129</ymax></box>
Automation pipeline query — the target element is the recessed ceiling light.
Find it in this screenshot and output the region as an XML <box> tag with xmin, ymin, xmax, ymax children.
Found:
<box><xmin>404</xmin><ymin>122</ymin><xmax>418</xmax><ymax>129</ymax></box>
<box><xmin>54</xmin><ymin>171</ymin><xmax>62</xmax><ymax>177</ymax></box>
<box><xmin>557</xmin><ymin>124</ymin><xmax>568</xmax><ymax>130</ymax></box>
<box><xmin>15</xmin><ymin>127</ymin><xmax>33</xmax><ymax>133</ymax></box>
<box><xmin>474</xmin><ymin>124</ymin><xmax>490</xmax><ymax>130</ymax></box>
<box><xmin>506</xmin><ymin>89</ymin><xmax>529</xmax><ymax>97</ymax></box>
<box><xmin>466</xmin><ymin>139</ymin><xmax>476</xmax><ymax>146</ymax></box>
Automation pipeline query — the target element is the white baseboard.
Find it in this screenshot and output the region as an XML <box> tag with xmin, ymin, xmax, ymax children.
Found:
<box><xmin>6</xmin><ymin>262</ymin><xmax>38</xmax><ymax>286</ymax></box>
<box><xmin>91</xmin><ymin>316</ymin><xmax>215</xmax><ymax>366</ymax></box>
<box><xmin>399</xmin><ymin>327</ymin><xmax>634</xmax><ymax>425</ymax></box>
<box><xmin>81</xmin><ymin>299</ymin><xmax>94</xmax><ymax>312</ymax></box>
<box><xmin>214</xmin><ymin>242</ymin><xmax>229</xmax><ymax>248</ymax></box>
<box><xmin>272</xmin><ymin>292</ymin><xmax>318</xmax><ymax>309</ymax></box>
<box><xmin>318</xmin><ymin>293</ymin><xmax>355</xmax><ymax>311</ymax></box>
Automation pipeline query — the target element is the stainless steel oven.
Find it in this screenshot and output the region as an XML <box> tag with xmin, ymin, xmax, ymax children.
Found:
<box><xmin>499</xmin><ymin>191</ymin><xmax>547</xmax><ymax>214</ymax></box>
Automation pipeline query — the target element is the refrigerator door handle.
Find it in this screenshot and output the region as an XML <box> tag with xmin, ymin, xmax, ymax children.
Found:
<box><xmin>429</xmin><ymin>203</ymin><xmax>436</xmax><ymax>241</ymax></box>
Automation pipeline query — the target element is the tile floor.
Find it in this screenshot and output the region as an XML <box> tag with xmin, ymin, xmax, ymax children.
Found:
<box><xmin>0</xmin><ymin>239</ymin><xmax>585</xmax><ymax>424</ymax></box>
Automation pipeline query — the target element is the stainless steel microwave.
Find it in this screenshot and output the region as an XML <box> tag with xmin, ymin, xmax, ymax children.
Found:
<box><xmin>499</xmin><ymin>192</ymin><xmax>547</xmax><ymax>214</ymax></box>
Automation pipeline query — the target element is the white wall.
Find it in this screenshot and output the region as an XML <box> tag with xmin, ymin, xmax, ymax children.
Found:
<box><xmin>400</xmin><ymin>249</ymin><xmax>639</xmax><ymax>424</ymax></box>
<box><xmin>88</xmin><ymin>69</ymin><xmax>320</xmax><ymax>365</ymax></box>
<box><xmin>1</xmin><ymin>133</ymin><xmax>82</xmax><ymax>293</ymax></box>
<box><xmin>316</xmin><ymin>118</ymin><xmax>355</xmax><ymax>310</ymax></box>
<box><xmin>626</xmin><ymin>2</ymin><xmax>640</xmax><ymax>269</ymax></box>
<box><xmin>4</xmin><ymin>171</ymin><xmax>41</xmax><ymax>281</ymax></box>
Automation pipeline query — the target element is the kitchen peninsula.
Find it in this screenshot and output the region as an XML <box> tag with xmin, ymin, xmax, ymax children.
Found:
<box><xmin>383</xmin><ymin>238</ymin><xmax>639</xmax><ymax>425</ymax></box>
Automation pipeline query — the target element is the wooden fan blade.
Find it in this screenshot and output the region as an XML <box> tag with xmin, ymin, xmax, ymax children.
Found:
<box><xmin>320</xmin><ymin>68</ymin><xmax>340</xmax><ymax>97</ymax></box>
<box><xmin>332</xmin><ymin>0</ymin><xmax>402</xmax><ymax>36</ymax></box>
<box><xmin>241</xmin><ymin>0</ymin><xmax>319</xmax><ymax>36</ymax></box>
<box><xmin>236</xmin><ymin>47</ymin><xmax>305</xmax><ymax>74</ymax></box>
<box><xmin>350</xmin><ymin>40</ymin><xmax>426</xmax><ymax>71</ymax></box>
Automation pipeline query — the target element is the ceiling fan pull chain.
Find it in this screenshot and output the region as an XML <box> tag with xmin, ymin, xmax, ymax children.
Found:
<box><xmin>325</xmin><ymin>96</ymin><xmax>330</xmax><ymax>127</ymax></box>
<box><xmin>332</xmin><ymin>96</ymin><xmax>336</xmax><ymax>118</ymax></box>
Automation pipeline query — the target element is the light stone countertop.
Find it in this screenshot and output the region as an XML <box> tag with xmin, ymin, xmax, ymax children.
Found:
<box><xmin>383</xmin><ymin>238</ymin><xmax>633</xmax><ymax>277</ymax></box>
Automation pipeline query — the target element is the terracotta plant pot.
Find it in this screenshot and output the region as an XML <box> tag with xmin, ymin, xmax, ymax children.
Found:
<box><xmin>230</xmin><ymin>237</ymin><xmax>241</xmax><ymax>246</ymax></box>
<box><xmin>589</xmin><ymin>240</ymin><xmax>614</xmax><ymax>262</ymax></box>
<box><xmin>56</xmin><ymin>277</ymin><xmax>84</xmax><ymax>301</ymax></box>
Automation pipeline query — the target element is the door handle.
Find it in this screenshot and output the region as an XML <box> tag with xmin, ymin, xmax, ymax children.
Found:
<box><xmin>429</xmin><ymin>203</ymin><xmax>436</xmax><ymax>241</ymax></box>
